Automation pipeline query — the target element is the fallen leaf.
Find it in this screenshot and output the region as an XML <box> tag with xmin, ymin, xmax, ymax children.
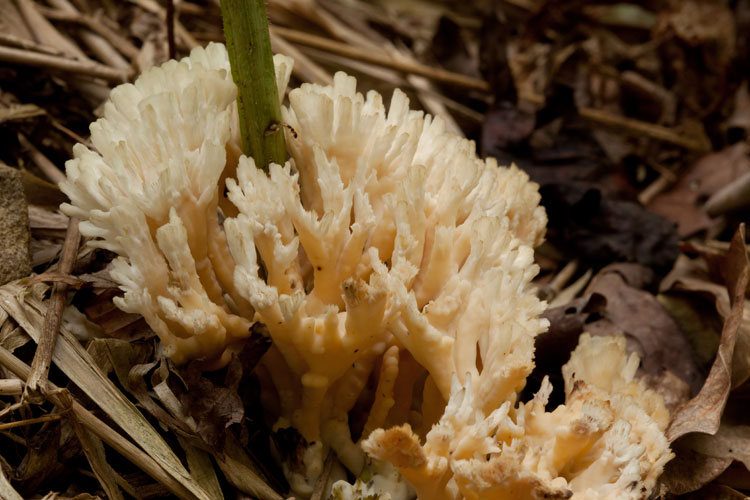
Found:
<box><xmin>216</xmin><ymin>435</ymin><xmax>284</xmax><ymax>500</ymax></box>
<box><xmin>482</xmin><ymin>102</ymin><xmax>536</xmax><ymax>152</ymax></box>
<box><xmin>657</xmin><ymin>292</ymin><xmax>722</xmax><ymax>368</ymax></box>
<box><xmin>662</xmin><ymin>245</ymin><xmax>750</xmax><ymax>388</ymax></box>
<box><xmin>679</xmin><ymin>483</ymin><xmax>749</xmax><ymax>500</ymax></box>
<box><xmin>584</xmin><ymin>263</ymin><xmax>702</xmax><ymax>398</ymax></box>
<box><xmin>14</xmin><ymin>422</ymin><xmax>65</xmax><ymax>494</ymax></box>
<box><xmin>179</xmin><ymin>354</ymin><xmax>247</xmax><ymax>450</ymax></box>
<box><xmin>0</xmin><ymin>466</ymin><xmax>22</xmax><ymax>500</ymax></box>
<box><xmin>684</xmin><ymin>423</ymin><xmax>750</xmax><ymax>471</ymax></box>
<box><xmin>649</xmin><ymin>144</ymin><xmax>750</xmax><ymax>237</ymax></box>
<box><xmin>667</xmin><ymin>224</ymin><xmax>749</xmax><ymax>441</ymax></box>
<box><xmin>540</xmin><ymin>183</ymin><xmax>679</xmax><ymax>272</ymax></box>
<box><xmin>661</xmin><ymin>444</ymin><xmax>733</xmax><ymax>495</ymax></box>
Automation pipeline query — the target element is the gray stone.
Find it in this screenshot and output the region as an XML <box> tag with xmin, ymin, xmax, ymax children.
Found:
<box><xmin>0</xmin><ymin>164</ymin><xmax>32</xmax><ymax>284</ymax></box>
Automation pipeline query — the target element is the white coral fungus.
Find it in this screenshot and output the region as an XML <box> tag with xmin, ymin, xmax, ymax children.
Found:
<box><xmin>61</xmin><ymin>43</ymin><xmax>672</xmax><ymax>500</ymax></box>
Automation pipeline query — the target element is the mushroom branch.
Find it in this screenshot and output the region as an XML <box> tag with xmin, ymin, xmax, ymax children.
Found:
<box><xmin>60</xmin><ymin>42</ymin><xmax>673</xmax><ymax>500</ymax></box>
<box><xmin>360</xmin><ymin>335</ymin><xmax>672</xmax><ymax>500</ymax></box>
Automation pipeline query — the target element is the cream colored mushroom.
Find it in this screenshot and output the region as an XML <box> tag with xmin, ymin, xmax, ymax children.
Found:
<box><xmin>363</xmin><ymin>334</ymin><xmax>672</xmax><ymax>500</ymax></box>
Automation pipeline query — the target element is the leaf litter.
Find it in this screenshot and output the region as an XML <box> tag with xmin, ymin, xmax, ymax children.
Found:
<box><xmin>1</xmin><ymin>0</ymin><xmax>750</xmax><ymax>498</ymax></box>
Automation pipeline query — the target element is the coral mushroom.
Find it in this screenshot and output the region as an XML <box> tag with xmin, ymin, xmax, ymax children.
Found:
<box><xmin>61</xmin><ymin>43</ymin><xmax>671</xmax><ymax>500</ymax></box>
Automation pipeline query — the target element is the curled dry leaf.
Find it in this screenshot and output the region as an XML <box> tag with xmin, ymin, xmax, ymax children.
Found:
<box><xmin>661</xmin><ymin>444</ymin><xmax>734</xmax><ymax>495</ymax></box>
<box><xmin>584</xmin><ymin>263</ymin><xmax>700</xmax><ymax>401</ymax></box>
<box><xmin>662</xmin><ymin>242</ymin><xmax>750</xmax><ymax>388</ymax></box>
<box><xmin>667</xmin><ymin>224</ymin><xmax>749</xmax><ymax>442</ymax></box>
<box><xmin>179</xmin><ymin>360</ymin><xmax>245</xmax><ymax>451</ymax></box>
<box><xmin>540</xmin><ymin>183</ymin><xmax>680</xmax><ymax>272</ymax></box>
<box><xmin>683</xmin><ymin>423</ymin><xmax>750</xmax><ymax>471</ymax></box>
<box><xmin>528</xmin><ymin>263</ymin><xmax>702</xmax><ymax>413</ymax></box>
<box><xmin>681</xmin><ymin>483</ymin><xmax>749</xmax><ymax>500</ymax></box>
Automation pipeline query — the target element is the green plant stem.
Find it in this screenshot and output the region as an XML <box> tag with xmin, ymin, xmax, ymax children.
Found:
<box><xmin>220</xmin><ymin>0</ymin><xmax>286</xmax><ymax>169</ymax></box>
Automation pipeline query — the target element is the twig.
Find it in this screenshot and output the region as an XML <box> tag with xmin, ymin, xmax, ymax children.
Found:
<box><xmin>0</xmin><ymin>413</ymin><xmax>63</xmax><ymax>430</ymax></box>
<box><xmin>520</xmin><ymin>91</ymin><xmax>709</xmax><ymax>151</ymax></box>
<box><xmin>51</xmin><ymin>119</ymin><xmax>94</xmax><ymax>149</ymax></box>
<box><xmin>221</xmin><ymin>0</ymin><xmax>287</xmax><ymax>168</ymax></box>
<box><xmin>17</xmin><ymin>133</ymin><xmax>66</xmax><ymax>185</ymax></box>
<box><xmin>0</xmin><ymin>379</ymin><xmax>24</xmax><ymax>396</ymax></box>
<box><xmin>0</xmin><ymin>346</ymin><xmax>204</xmax><ymax>500</ymax></box>
<box><xmin>548</xmin><ymin>260</ymin><xmax>579</xmax><ymax>295</ymax></box>
<box><xmin>24</xmin><ymin>217</ymin><xmax>80</xmax><ymax>404</ymax></box>
<box><xmin>37</xmin><ymin>6</ymin><xmax>140</xmax><ymax>61</ymax></box>
<box><xmin>270</xmin><ymin>32</ymin><xmax>333</xmax><ymax>85</ymax></box>
<box><xmin>638</xmin><ymin>175</ymin><xmax>672</xmax><ymax>205</ymax></box>
<box><xmin>0</xmin><ymin>32</ymin><xmax>66</xmax><ymax>56</ymax></box>
<box><xmin>15</xmin><ymin>0</ymin><xmax>87</xmax><ymax>60</ymax></box>
<box><xmin>166</xmin><ymin>0</ymin><xmax>176</xmax><ymax>59</ymax></box>
<box><xmin>44</xmin><ymin>0</ymin><xmax>130</xmax><ymax>70</ymax></box>
<box><xmin>0</xmin><ymin>401</ymin><xmax>25</xmax><ymax>420</ymax></box>
<box><xmin>128</xmin><ymin>0</ymin><xmax>199</xmax><ymax>49</ymax></box>
<box><xmin>578</xmin><ymin>107</ymin><xmax>710</xmax><ymax>152</ymax></box>
<box><xmin>271</xmin><ymin>25</ymin><xmax>489</xmax><ymax>92</ymax></box>
<box><xmin>705</xmin><ymin>171</ymin><xmax>750</xmax><ymax>216</ymax></box>
<box><xmin>0</xmin><ymin>45</ymin><xmax>131</xmax><ymax>82</ymax></box>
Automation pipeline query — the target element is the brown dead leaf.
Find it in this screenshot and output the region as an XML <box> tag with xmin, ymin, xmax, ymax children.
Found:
<box><xmin>667</xmin><ymin>224</ymin><xmax>749</xmax><ymax>442</ymax></box>
<box><xmin>179</xmin><ymin>358</ymin><xmax>245</xmax><ymax>451</ymax></box>
<box><xmin>662</xmin><ymin>444</ymin><xmax>734</xmax><ymax>495</ymax></box>
<box><xmin>680</xmin><ymin>483</ymin><xmax>748</xmax><ymax>500</ymax></box>
<box><xmin>14</xmin><ymin>422</ymin><xmax>65</xmax><ymax>495</ymax></box>
<box><xmin>648</xmin><ymin>143</ymin><xmax>750</xmax><ymax>237</ymax></box>
<box><xmin>583</xmin><ymin>263</ymin><xmax>701</xmax><ymax>401</ymax></box>
<box><xmin>684</xmin><ymin>423</ymin><xmax>750</xmax><ymax>471</ymax></box>
<box><xmin>649</xmin><ymin>144</ymin><xmax>750</xmax><ymax>237</ymax></box>
<box><xmin>662</xmin><ymin>244</ymin><xmax>750</xmax><ymax>388</ymax></box>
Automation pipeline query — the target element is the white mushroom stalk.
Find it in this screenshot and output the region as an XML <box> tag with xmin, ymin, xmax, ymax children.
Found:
<box><xmin>61</xmin><ymin>43</ymin><xmax>672</xmax><ymax>500</ymax></box>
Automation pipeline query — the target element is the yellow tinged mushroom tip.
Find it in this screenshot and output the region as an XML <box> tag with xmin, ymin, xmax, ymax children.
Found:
<box><xmin>62</xmin><ymin>42</ymin><xmax>670</xmax><ymax>500</ymax></box>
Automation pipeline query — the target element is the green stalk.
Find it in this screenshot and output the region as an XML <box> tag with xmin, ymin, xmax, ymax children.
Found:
<box><xmin>220</xmin><ymin>0</ymin><xmax>286</xmax><ymax>169</ymax></box>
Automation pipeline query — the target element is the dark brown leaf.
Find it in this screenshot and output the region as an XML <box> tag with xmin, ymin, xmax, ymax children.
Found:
<box><xmin>667</xmin><ymin>225</ymin><xmax>749</xmax><ymax>441</ymax></box>
<box><xmin>583</xmin><ymin>263</ymin><xmax>702</xmax><ymax>399</ymax></box>
<box><xmin>661</xmin><ymin>443</ymin><xmax>733</xmax><ymax>495</ymax></box>
<box><xmin>14</xmin><ymin>422</ymin><xmax>65</xmax><ymax>494</ymax></box>
<box><xmin>678</xmin><ymin>483</ymin><xmax>749</xmax><ymax>500</ymax></box>
<box><xmin>179</xmin><ymin>355</ymin><xmax>247</xmax><ymax>450</ymax></box>
<box><xmin>539</xmin><ymin>183</ymin><xmax>680</xmax><ymax>272</ymax></box>
<box><xmin>683</xmin><ymin>423</ymin><xmax>750</xmax><ymax>471</ymax></box>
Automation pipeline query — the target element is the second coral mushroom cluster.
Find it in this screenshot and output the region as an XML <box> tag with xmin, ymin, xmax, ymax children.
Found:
<box><xmin>61</xmin><ymin>43</ymin><xmax>672</xmax><ymax>500</ymax></box>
